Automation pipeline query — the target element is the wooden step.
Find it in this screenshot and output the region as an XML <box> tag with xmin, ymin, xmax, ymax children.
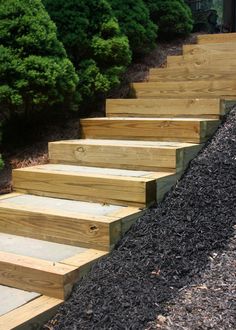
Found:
<box><xmin>106</xmin><ymin>98</ymin><xmax>223</xmax><ymax>118</ymax></box>
<box><xmin>12</xmin><ymin>164</ymin><xmax>177</xmax><ymax>208</ymax></box>
<box><xmin>81</xmin><ymin>117</ymin><xmax>219</xmax><ymax>144</ymax></box>
<box><xmin>0</xmin><ymin>193</ymin><xmax>142</xmax><ymax>251</ymax></box>
<box><xmin>183</xmin><ymin>41</ymin><xmax>236</xmax><ymax>55</ymax></box>
<box><xmin>49</xmin><ymin>139</ymin><xmax>203</xmax><ymax>172</ymax></box>
<box><xmin>197</xmin><ymin>32</ymin><xmax>236</xmax><ymax>44</ymax></box>
<box><xmin>0</xmin><ymin>233</ymin><xmax>107</xmax><ymax>299</ymax></box>
<box><xmin>0</xmin><ymin>290</ymin><xmax>62</xmax><ymax>330</ymax></box>
<box><xmin>149</xmin><ymin>67</ymin><xmax>236</xmax><ymax>83</ymax></box>
<box><xmin>0</xmin><ymin>251</ymin><xmax>79</xmax><ymax>300</ymax></box>
<box><xmin>167</xmin><ymin>53</ymin><xmax>236</xmax><ymax>69</ymax></box>
<box><xmin>132</xmin><ymin>80</ymin><xmax>236</xmax><ymax>99</ymax></box>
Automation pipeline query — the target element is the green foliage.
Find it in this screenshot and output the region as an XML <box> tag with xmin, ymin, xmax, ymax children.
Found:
<box><xmin>145</xmin><ymin>0</ymin><xmax>193</xmax><ymax>39</ymax></box>
<box><xmin>109</xmin><ymin>0</ymin><xmax>158</xmax><ymax>56</ymax></box>
<box><xmin>0</xmin><ymin>0</ymin><xmax>78</xmax><ymax>117</ymax></box>
<box><xmin>43</xmin><ymin>0</ymin><xmax>131</xmax><ymax>103</ymax></box>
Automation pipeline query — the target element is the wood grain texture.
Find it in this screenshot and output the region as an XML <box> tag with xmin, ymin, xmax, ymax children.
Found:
<box><xmin>0</xmin><ymin>295</ymin><xmax>62</xmax><ymax>330</ymax></box>
<box><xmin>167</xmin><ymin>53</ymin><xmax>236</xmax><ymax>69</ymax></box>
<box><xmin>13</xmin><ymin>166</ymin><xmax>157</xmax><ymax>208</ymax></box>
<box><xmin>183</xmin><ymin>41</ymin><xmax>236</xmax><ymax>55</ymax></box>
<box><xmin>81</xmin><ymin>117</ymin><xmax>220</xmax><ymax>143</ymax></box>
<box><xmin>167</xmin><ymin>55</ymin><xmax>182</xmax><ymax>67</ymax></box>
<box><xmin>197</xmin><ymin>33</ymin><xmax>236</xmax><ymax>44</ymax></box>
<box><xmin>149</xmin><ymin>66</ymin><xmax>236</xmax><ymax>85</ymax></box>
<box><xmin>0</xmin><ymin>251</ymin><xmax>79</xmax><ymax>299</ymax></box>
<box><xmin>133</xmin><ymin>80</ymin><xmax>236</xmax><ymax>99</ymax></box>
<box><xmin>49</xmin><ymin>140</ymin><xmax>192</xmax><ymax>172</ymax></box>
<box><xmin>106</xmin><ymin>98</ymin><xmax>222</xmax><ymax>118</ymax></box>
<box><xmin>0</xmin><ymin>202</ymin><xmax>131</xmax><ymax>251</ymax></box>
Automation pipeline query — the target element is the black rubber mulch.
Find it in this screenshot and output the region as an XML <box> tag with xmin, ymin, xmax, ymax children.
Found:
<box><xmin>46</xmin><ymin>108</ymin><xmax>236</xmax><ymax>330</ymax></box>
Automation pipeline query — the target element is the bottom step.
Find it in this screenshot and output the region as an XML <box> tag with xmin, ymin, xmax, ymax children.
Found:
<box><xmin>0</xmin><ymin>287</ymin><xmax>62</xmax><ymax>330</ymax></box>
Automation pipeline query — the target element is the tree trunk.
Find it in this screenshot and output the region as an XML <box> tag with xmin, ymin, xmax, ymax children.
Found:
<box><xmin>223</xmin><ymin>0</ymin><xmax>236</xmax><ymax>31</ymax></box>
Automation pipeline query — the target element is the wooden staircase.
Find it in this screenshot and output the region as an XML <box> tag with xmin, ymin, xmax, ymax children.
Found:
<box><xmin>0</xmin><ymin>33</ymin><xmax>235</xmax><ymax>329</ymax></box>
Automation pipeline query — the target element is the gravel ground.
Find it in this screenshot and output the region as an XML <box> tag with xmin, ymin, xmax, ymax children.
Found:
<box><xmin>45</xmin><ymin>108</ymin><xmax>236</xmax><ymax>330</ymax></box>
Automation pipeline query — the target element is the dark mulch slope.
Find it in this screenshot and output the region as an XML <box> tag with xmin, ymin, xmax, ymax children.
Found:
<box><xmin>149</xmin><ymin>234</ymin><xmax>236</xmax><ymax>329</ymax></box>
<box><xmin>46</xmin><ymin>109</ymin><xmax>236</xmax><ymax>330</ymax></box>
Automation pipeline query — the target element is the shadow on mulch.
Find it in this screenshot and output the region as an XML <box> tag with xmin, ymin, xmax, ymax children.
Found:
<box><xmin>45</xmin><ymin>109</ymin><xmax>236</xmax><ymax>330</ymax></box>
<box><xmin>0</xmin><ymin>117</ymin><xmax>81</xmax><ymax>195</ymax></box>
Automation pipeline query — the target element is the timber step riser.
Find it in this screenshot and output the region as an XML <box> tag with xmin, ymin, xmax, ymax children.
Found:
<box><xmin>13</xmin><ymin>168</ymin><xmax>157</xmax><ymax>208</ymax></box>
<box><xmin>0</xmin><ymin>252</ymin><xmax>79</xmax><ymax>300</ymax></box>
<box><xmin>48</xmin><ymin>140</ymin><xmax>203</xmax><ymax>172</ymax></box>
<box><xmin>149</xmin><ymin>68</ymin><xmax>236</xmax><ymax>83</ymax></box>
<box><xmin>197</xmin><ymin>33</ymin><xmax>236</xmax><ymax>44</ymax></box>
<box><xmin>0</xmin><ymin>248</ymin><xmax>107</xmax><ymax>300</ymax></box>
<box><xmin>0</xmin><ymin>31</ymin><xmax>232</xmax><ymax>329</ymax></box>
<box><xmin>81</xmin><ymin>118</ymin><xmax>220</xmax><ymax>144</ymax></box>
<box><xmin>0</xmin><ymin>194</ymin><xmax>142</xmax><ymax>252</ymax></box>
<box><xmin>167</xmin><ymin>55</ymin><xmax>236</xmax><ymax>69</ymax></box>
<box><xmin>132</xmin><ymin>81</ymin><xmax>236</xmax><ymax>100</ymax></box>
<box><xmin>106</xmin><ymin>98</ymin><xmax>224</xmax><ymax>119</ymax></box>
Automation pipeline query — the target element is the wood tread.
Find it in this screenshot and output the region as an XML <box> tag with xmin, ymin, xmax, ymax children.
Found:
<box><xmin>0</xmin><ymin>232</ymin><xmax>107</xmax><ymax>299</ymax></box>
<box><xmin>0</xmin><ymin>193</ymin><xmax>142</xmax><ymax>251</ymax></box>
<box><xmin>106</xmin><ymin>98</ymin><xmax>223</xmax><ymax>118</ymax></box>
<box><xmin>81</xmin><ymin>117</ymin><xmax>220</xmax><ymax>143</ymax></box>
<box><xmin>13</xmin><ymin>164</ymin><xmax>177</xmax><ymax>207</ymax></box>
<box><xmin>49</xmin><ymin>139</ymin><xmax>203</xmax><ymax>172</ymax></box>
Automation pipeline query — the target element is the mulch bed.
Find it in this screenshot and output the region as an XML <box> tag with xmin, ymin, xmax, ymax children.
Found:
<box><xmin>45</xmin><ymin>108</ymin><xmax>236</xmax><ymax>330</ymax></box>
<box><xmin>0</xmin><ymin>118</ymin><xmax>80</xmax><ymax>195</ymax></box>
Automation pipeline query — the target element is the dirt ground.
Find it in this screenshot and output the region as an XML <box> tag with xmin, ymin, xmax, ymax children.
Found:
<box><xmin>0</xmin><ymin>33</ymin><xmax>197</xmax><ymax>195</ymax></box>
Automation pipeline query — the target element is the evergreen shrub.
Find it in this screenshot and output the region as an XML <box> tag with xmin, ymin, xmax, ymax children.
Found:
<box><xmin>44</xmin><ymin>0</ymin><xmax>131</xmax><ymax>103</ymax></box>
<box><xmin>109</xmin><ymin>0</ymin><xmax>158</xmax><ymax>56</ymax></box>
<box><xmin>145</xmin><ymin>0</ymin><xmax>193</xmax><ymax>39</ymax></box>
<box><xmin>0</xmin><ymin>0</ymin><xmax>78</xmax><ymax>118</ymax></box>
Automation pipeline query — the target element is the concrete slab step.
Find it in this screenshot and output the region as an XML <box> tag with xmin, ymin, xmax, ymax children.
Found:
<box><xmin>0</xmin><ymin>232</ymin><xmax>107</xmax><ymax>299</ymax></box>
<box><xmin>0</xmin><ymin>290</ymin><xmax>62</xmax><ymax>330</ymax></box>
<box><xmin>0</xmin><ymin>285</ymin><xmax>40</xmax><ymax>317</ymax></box>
